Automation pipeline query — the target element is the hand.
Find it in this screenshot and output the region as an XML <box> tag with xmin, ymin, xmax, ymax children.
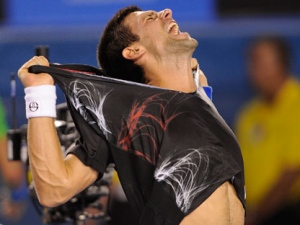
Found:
<box><xmin>0</xmin><ymin>187</ymin><xmax>27</xmax><ymax>221</ymax></box>
<box><xmin>18</xmin><ymin>56</ymin><xmax>54</xmax><ymax>88</ymax></box>
<box><xmin>191</xmin><ymin>58</ymin><xmax>208</xmax><ymax>86</ymax></box>
<box><xmin>1</xmin><ymin>199</ymin><xmax>27</xmax><ymax>221</ymax></box>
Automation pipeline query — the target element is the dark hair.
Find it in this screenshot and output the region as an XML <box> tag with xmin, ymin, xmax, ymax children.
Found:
<box><xmin>250</xmin><ymin>35</ymin><xmax>291</xmax><ymax>71</ymax></box>
<box><xmin>97</xmin><ymin>5</ymin><xmax>145</xmax><ymax>83</ymax></box>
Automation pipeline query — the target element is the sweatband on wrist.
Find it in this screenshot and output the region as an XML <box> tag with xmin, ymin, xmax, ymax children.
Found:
<box><xmin>25</xmin><ymin>85</ymin><xmax>57</xmax><ymax>119</ymax></box>
<box><xmin>203</xmin><ymin>86</ymin><xmax>213</xmax><ymax>100</ymax></box>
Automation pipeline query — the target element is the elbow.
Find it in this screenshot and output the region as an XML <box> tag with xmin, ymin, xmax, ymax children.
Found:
<box><xmin>35</xmin><ymin>186</ymin><xmax>74</xmax><ymax>208</ymax></box>
<box><xmin>38</xmin><ymin>198</ymin><xmax>61</xmax><ymax>208</ymax></box>
<box><xmin>37</xmin><ymin>193</ymin><xmax>67</xmax><ymax>208</ymax></box>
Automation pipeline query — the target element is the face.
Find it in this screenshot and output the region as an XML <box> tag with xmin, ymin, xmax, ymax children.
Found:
<box><xmin>124</xmin><ymin>9</ymin><xmax>198</xmax><ymax>57</ymax></box>
<box><xmin>247</xmin><ymin>42</ymin><xmax>286</xmax><ymax>99</ymax></box>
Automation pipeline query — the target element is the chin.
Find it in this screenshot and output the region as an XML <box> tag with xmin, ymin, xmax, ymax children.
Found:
<box><xmin>190</xmin><ymin>38</ymin><xmax>198</xmax><ymax>47</ymax></box>
<box><xmin>182</xmin><ymin>38</ymin><xmax>198</xmax><ymax>50</ymax></box>
<box><xmin>166</xmin><ymin>37</ymin><xmax>198</xmax><ymax>53</ymax></box>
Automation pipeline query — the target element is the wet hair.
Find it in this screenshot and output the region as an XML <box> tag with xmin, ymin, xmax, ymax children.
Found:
<box><xmin>250</xmin><ymin>35</ymin><xmax>291</xmax><ymax>71</ymax></box>
<box><xmin>97</xmin><ymin>5</ymin><xmax>145</xmax><ymax>83</ymax></box>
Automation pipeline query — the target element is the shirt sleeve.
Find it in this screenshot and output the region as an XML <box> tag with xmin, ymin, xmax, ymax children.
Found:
<box><xmin>65</xmin><ymin>99</ymin><xmax>112</xmax><ymax>178</ymax></box>
<box><xmin>67</xmin><ymin>136</ymin><xmax>111</xmax><ymax>178</ymax></box>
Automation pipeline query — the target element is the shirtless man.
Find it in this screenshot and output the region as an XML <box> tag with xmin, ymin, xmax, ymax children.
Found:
<box><xmin>18</xmin><ymin>6</ymin><xmax>245</xmax><ymax>224</ymax></box>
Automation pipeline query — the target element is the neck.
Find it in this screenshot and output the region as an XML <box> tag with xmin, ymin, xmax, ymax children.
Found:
<box><xmin>144</xmin><ymin>55</ymin><xmax>197</xmax><ymax>93</ymax></box>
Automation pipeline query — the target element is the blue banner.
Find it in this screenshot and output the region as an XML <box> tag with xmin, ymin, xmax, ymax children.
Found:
<box><xmin>7</xmin><ymin>0</ymin><xmax>215</xmax><ymax>26</ymax></box>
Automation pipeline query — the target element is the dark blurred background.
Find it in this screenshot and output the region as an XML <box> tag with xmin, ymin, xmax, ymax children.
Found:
<box><xmin>0</xmin><ymin>0</ymin><xmax>299</xmax><ymax>224</ymax></box>
<box><xmin>218</xmin><ymin>0</ymin><xmax>300</xmax><ymax>16</ymax></box>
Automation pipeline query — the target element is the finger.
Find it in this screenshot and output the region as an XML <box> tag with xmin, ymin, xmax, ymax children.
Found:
<box><xmin>199</xmin><ymin>70</ymin><xmax>208</xmax><ymax>86</ymax></box>
<box><xmin>191</xmin><ymin>58</ymin><xmax>198</xmax><ymax>71</ymax></box>
<box><xmin>23</xmin><ymin>57</ymin><xmax>41</xmax><ymax>69</ymax></box>
<box><xmin>36</xmin><ymin>56</ymin><xmax>50</xmax><ymax>66</ymax></box>
<box><xmin>30</xmin><ymin>56</ymin><xmax>48</xmax><ymax>67</ymax></box>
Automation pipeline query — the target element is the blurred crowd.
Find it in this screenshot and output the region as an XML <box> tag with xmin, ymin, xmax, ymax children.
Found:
<box><xmin>0</xmin><ymin>98</ymin><xmax>27</xmax><ymax>222</ymax></box>
<box><xmin>235</xmin><ymin>36</ymin><xmax>300</xmax><ymax>225</ymax></box>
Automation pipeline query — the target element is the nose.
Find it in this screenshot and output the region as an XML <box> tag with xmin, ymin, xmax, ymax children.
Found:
<box><xmin>159</xmin><ymin>9</ymin><xmax>172</xmax><ymax>19</ymax></box>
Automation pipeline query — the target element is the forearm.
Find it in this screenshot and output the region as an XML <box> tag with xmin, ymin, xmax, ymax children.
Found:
<box><xmin>18</xmin><ymin>56</ymin><xmax>98</xmax><ymax>207</ymax></box>
<box><xmin>27</xmin><ymin>117</ymin><xmax>98</xmax><ymax>207</ymax></box>
<box><xmin>27</xmin><ymin>117</ymin><xmax>74</xmax><ymax>207</ymax></box>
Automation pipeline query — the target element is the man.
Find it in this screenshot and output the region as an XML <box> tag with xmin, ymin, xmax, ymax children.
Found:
<box><xmin>0</xmin><ymin>98</ymin><xmax>27</xmax><ymax>220</ymax></box>
<box><xmin>18</xmin><ymin>6</ymin><xmax>245</xmax><ymax>224</ymax></box>
<box><xmin>235</xmin><ymin>36</ymin><xmax>300</xmax><ymax>225</ymax></box>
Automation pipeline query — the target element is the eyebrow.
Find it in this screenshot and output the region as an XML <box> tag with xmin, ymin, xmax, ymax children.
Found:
<box><xmin>134</xmin><ymin>10</ymin><xmax>156</xmax><ymax>26</ymax></box>
<box><xmin>142</xmin><ymin>11</ymin><xmax>157</xmax><ymax>23</ymax></box>
<box><xmin>144</xmin><ymin>10</ymin><xmax>155</xmax><ymax>18</ymax></box>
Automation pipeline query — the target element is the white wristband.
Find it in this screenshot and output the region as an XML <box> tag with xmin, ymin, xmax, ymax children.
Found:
<box><xmin>25</xmin><ymin>85</ymin><xmax>57</xmax><ymax>119</ymax></box>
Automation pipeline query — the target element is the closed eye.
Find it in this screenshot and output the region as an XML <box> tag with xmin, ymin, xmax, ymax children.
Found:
<box><xmin>146</xmin><ymin>11</ymin><xmax>157</xmax><ymax>22</ymax></box>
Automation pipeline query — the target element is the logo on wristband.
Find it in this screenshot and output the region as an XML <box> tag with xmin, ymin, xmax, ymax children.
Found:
<box><xmin>29</xmin><ymin>102</ymin><xmax>39</xmax><ymax>112</ymax></box>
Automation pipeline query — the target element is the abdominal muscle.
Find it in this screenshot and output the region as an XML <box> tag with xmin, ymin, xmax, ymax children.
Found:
<box><xmin>180</xmin><ymin>181</ymin><xmax>245</xmax><ymax>225</ymax></box>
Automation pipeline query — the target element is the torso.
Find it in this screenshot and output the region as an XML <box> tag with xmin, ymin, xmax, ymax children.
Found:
<box><xmin>180</xmin><ymin>181</ymin><xmax>245</xmax><ymax>225</ymax></box>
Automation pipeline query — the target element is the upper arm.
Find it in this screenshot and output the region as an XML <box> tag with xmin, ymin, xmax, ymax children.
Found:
<box><xmin>64</xmin><ymin>154</ymin><xmax>99</xmax><ymax>196</ymax></box>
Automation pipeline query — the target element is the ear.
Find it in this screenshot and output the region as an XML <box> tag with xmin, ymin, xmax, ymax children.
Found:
<box><xmin>122</xmin><ymin>43</ymin><xmax>146</xmax><ymax>61</ymax></box>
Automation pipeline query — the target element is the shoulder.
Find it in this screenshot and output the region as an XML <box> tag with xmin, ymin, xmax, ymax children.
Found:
<box><xmin>288</xmin><ymin>77</ymin><xmax>300</xmax><ymax>96</ymax></box>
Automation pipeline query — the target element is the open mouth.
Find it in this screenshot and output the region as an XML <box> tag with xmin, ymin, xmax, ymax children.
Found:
<box><xmin>167</xmin><ymin>21</ymin><xmax>180</xmax><ymax>35</ymax></box>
